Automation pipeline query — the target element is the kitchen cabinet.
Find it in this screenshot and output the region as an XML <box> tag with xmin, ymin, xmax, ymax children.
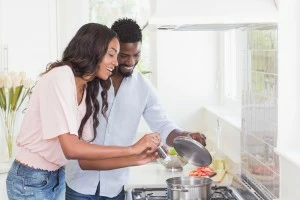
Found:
<box><xmin>0</xmin><ymin>0</ymin><xmax>57</xmax><ymax>79</ymax></box>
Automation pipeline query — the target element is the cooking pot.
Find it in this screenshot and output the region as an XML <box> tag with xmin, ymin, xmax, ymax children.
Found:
<box><xmin>166</xmin><ymin>176</ymin><xmax>212</xmax><ymax>200</ymax></box>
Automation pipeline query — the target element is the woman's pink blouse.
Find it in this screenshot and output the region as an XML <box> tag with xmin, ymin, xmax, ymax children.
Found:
<box><xmin>16</xmin><ymin>66</ymin><xmax>92</xmax><ymax>171</ymax></box>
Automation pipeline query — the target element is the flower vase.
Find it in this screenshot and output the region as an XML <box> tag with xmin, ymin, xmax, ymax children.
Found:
<box><xmin>1</xmin><ymin>111</ymin><xmax>18</xmax><ymax>159</ymax></box>
<box><xmin>0</xmin><ymin>71</ymin><xmax>34</xmax><ymax>162</ymax></box>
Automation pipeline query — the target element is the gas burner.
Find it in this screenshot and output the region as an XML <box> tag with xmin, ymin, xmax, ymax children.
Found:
<box><xmin>210</xmin><ymin>185</ymin><xmax>237</xmax><ymax>200</ymax></box>
<box><xmin>131</xmin><ymin>188</ymin><xmax>167</xmax><ymax>200</ymax></box>
<box><xmin>131</xmin><ymin>186</ymin><xmax>239</xmax><ymax>200</ymax></box>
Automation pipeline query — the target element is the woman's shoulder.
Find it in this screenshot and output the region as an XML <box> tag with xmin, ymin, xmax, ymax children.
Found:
<box><xmin>39</xmin><ymin>65</ymin><xmax>75</xmax><ymax>88</ymax></box>
<box><xmin>51</xmin><ymin>65</ymin><xmax>73</xmax><ymax>76</ymax></box>
<box><xmin>43</xmin><ymin>65</ymin><xmax>73</xmax><ymax>80</ymax></box>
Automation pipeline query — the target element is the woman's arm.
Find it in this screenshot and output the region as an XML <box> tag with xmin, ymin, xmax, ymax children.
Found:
<box><xmin>58</xmin><ymin>132</ymin><xmax>161</xmax><ymax>160</ymax></box>
<box><xmin>78</xmin><ymin>151</ymin><xmax>158</xmax><ymax>170</ymax></box>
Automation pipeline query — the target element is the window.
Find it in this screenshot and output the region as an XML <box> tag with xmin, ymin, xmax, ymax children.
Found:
<box><xmin>241</xmin><ymin>25</ymin><xmax>279</xmax><ymax>199</ymax></box>
<box><xmin>222</xmin><ymin>29</ymin><xmax>246</xmax><ymax>114</ymax></box>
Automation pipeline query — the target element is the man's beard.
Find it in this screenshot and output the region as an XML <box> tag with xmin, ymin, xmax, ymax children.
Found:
<box><xmin>117</xmin><ymin>64</ymin><xmax>136</xmax><ymax>77</ymax></box>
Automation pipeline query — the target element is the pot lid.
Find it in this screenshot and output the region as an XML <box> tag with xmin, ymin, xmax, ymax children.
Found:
<box><xmin>173</xmin><ymin>136</ymin><xmax>212</xmax><ymax>166</ymax></box>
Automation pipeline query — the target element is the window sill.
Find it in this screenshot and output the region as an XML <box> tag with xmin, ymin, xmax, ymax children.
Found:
<box><xmin>275</xmin><ymin>148</ymin><xmax>300</xmax><ymax>169</ymax></box>
<box><xmin>204</xmin><ymin>105</ymin><xmax>241</xmax><ymax>130</ymax></box>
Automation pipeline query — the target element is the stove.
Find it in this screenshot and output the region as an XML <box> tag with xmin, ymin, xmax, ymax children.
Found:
<box><xmin>130</xmin><ymin>185</ymin><xmax>241</xmax><ymax>200</ymax></box>
<box><xmin>131</xmin><ymin>187</ymin><xmax>167</xmax><ymax>200</ymax></box>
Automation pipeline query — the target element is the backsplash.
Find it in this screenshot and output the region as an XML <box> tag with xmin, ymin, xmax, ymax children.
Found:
<box><xmin>241</xmin><ymin>24</ymin><xmax>279</xmax><ymax>200</ymax></box>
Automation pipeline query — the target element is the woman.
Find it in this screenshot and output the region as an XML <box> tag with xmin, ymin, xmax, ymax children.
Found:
<box><xmin>6</xmin><ymin>23</ymin><xmax>161</xmax><ymax>200</ymax></box>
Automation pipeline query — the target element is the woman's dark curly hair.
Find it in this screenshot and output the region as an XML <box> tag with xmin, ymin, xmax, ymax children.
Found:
<box><xmin>42</xmin><ymin>23</ymin><xmax>118</xmax><ymax>141</ymax></box>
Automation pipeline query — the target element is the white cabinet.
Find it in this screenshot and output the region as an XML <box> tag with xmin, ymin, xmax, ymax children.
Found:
<box><xmin>0</xmin><ymin>0</ymin><xmax>57</xmax><ymax>79</ymax></box>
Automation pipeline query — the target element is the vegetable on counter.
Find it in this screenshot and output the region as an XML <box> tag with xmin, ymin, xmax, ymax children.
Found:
<box><xmin>189</xmin><ymin>166</ymin><xmax>215</xmax><ymax>177</ymax></box>
<box><xmin>168</xmin><ymin>147</ymin><xmax>178</xmax><ymax>156</ymax></box>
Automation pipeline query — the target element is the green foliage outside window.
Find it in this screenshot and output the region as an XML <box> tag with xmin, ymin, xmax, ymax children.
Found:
<box><xmin>248</xmin><ymin>26</ymin><xmax>278</xmax><ymax>104</ymax></box>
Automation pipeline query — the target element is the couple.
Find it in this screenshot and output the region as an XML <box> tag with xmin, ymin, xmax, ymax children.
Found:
<box><xmin>6</xmin><ymin>18</ymin><xmax>206</xmax><ymax>200</ymax></box>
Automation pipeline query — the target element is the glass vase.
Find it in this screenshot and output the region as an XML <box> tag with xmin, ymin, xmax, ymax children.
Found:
<box><xmin>0</xmin><ymin>111</ymin><xmax>18</xmax><ymax>159</ymax></box>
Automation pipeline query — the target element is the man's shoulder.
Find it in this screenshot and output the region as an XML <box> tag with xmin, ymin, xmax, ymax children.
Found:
<box><xmin>129</xmin><ymin>70</ymin><xmax>151</xmax><ymax>86</ymax></box>
<box><xmin>131</xmin><ymin>70</ymin><xmax>151</xmax><ymax>84</ymax></box>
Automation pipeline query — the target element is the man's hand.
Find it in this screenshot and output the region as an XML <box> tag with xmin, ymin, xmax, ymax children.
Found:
<box><xmin>166</xmin><ymin>129</ymin><xmax>207</xmax><ymax>147</ymax></box>
<box><xmin>188</xmin><ymin>132</ymin><xmax>206</xmax><ymax>147</ymax></box>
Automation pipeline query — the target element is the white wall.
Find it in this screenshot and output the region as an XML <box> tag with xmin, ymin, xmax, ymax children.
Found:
<box><xmin>154</xmin><ymin>31</ymin><xmax>219</xmax><ymax>132</ymax></box>
<box><xmin>280</xmin><ymin>156</ymin><xmax>300</xmax><ymax>200</ymax></box>
<box><xmin>277</xmin><ymin>0</ymin><xmax>300</xmax><ymax>199</ymax></box>
<box><xmin>202</xmin><ymin>107</ymin><xmax>241</xmax><ymax>164</ymax></box>
<box><xmin>138</xmin><ymin>31</ymin><xmax>220</xmax><ymax>133</ymax></box>
<box><xmin>277</xmin><ymin>0</ymin><xmax>300</xmax><ymax>151</ymax></box>
<box><xmin>57</xmin><ymin>0</ymin><xmax>89</xmax><ymax>57</ymax></box>
<box><xmin>1</xmin><ymin>0</ymin><xmax>55</xmax><ymax>78</ymax></box>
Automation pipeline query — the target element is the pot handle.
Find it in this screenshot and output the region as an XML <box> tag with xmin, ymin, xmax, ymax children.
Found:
<box><xmin>170</xmin><ymin>188</ymin><xmax>189</xmax><ymax>192</ymax></box>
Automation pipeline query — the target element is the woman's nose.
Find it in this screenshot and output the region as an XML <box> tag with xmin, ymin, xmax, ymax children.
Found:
<box><xmin>113</xmin><ymin>58</ymin><xmax>118</xmax><ymax>68</ymax></box>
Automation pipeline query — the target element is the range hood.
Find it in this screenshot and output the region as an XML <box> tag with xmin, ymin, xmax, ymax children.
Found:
<box><xmin>148</xmin><ymin>0</ymin><xmax>278</xmax><ymax>31</ymax></box>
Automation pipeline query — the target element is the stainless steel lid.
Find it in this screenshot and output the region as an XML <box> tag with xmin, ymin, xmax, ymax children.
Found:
<box><xmin>173</xmin><ymin>136</ymin><xmax>212</xmax><ymax>166</ymax></box>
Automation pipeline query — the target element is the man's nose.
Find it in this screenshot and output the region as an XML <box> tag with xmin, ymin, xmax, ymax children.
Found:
<box><xmin>126</xmin><ymin>57</ymin><xmax>136</xmax><ymax>66</ymax></box>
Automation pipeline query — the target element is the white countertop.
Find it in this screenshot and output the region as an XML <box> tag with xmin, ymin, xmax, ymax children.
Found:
<box><xmin>125</xmin><ymin>161</ymin><xmax>233</xmax><ymax>190</ymax></box>
<box><xmin>125</xmin><ymin>161</ymin><xmax>195</xmax><ymax>189</ymax></box>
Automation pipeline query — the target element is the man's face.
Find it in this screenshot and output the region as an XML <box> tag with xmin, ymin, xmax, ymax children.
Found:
<box><xmin>116</xmin><ymin>42</ymin><xmax>142</xmax><ymax>77</ymax></box>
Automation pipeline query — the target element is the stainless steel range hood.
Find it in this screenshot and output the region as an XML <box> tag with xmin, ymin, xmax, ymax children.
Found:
<box><xmin>149</xmin><ymin>0</ymin><xmax>278</xmax><ymax>31</ymax></box>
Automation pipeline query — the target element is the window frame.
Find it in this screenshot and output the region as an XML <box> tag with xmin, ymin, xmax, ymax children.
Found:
<box><xmin>220</xmin><ymin>29</ymin><xmax>245</xmax><ymax>117</ymax></box>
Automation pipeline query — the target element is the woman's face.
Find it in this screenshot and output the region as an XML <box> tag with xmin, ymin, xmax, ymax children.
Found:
<box><xmin>97</xmin><ymin>37</ymin><xmax>120</xmax><ymax>80</ymax></box>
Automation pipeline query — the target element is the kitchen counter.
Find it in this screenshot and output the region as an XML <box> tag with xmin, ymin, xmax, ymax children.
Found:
<box><xmin>125</xmin><ymin>161</ymin><xmax>233</xmax><ymax>190</ymax></box>
<box><xmin>124</xmin><ymin>162</ymin><xmax>265</xmax><ymax>200</ymax></box>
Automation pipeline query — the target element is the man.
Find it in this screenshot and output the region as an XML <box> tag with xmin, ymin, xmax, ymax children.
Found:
<box><xmin>65</xmin><ymin>18</ymin><xmax>206</xmax><ymax>200</ymax></box>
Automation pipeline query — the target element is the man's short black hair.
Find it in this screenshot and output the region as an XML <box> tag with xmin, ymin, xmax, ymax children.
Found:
<box><xmin>111</xmin><ymin>18</ymin><xmax>142</xmax><ymax>43</ymax></box>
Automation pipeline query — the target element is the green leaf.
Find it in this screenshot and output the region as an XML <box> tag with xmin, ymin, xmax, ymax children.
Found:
<box><xmin>11</xmin><ymin>85</ymin><xmax>23</xmax><ymax>110</ymax></box>
<box><xmin>9</xmin><ymin>88</ymin><xmax>14</xmax><ymax>110</ymax></box>
<box><xmin>0</xmin><ymin>88</ymin><xmax>6</xmax><ymax>110</ymax></box>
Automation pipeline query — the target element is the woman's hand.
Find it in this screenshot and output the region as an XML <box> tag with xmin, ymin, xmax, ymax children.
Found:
<box><xmin>131</xmin><ymin>133</ymin><xmax>161</xmax><ymax>155</ymax></box>
<box><xmin>134</xmin><ymin>150</ymin><xmax>159</xmax><ymax>166</ymax></box>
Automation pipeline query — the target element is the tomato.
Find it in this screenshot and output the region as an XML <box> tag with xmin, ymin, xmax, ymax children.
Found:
<box><xmin>188</xmin><ymin>166</ymin><xmax>215</xmax><ymax>177</ymax></box>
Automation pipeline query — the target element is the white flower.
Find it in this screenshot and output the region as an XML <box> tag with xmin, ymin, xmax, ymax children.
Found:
<box><xmin>9</xmin><ymin>71</ymin><xmax>18</xmax><ymax>80</ymax></box>
<box><xmin>23</xmin><ymin>78</ymin><xmax>34</xmax><ymax>89</ymax></box>
<box><xmin>12</xmin><ymin>75</ymin><xmax>22</xmax><ymax>88</ymax></box>
<box><xmin>4</xmin><ymin>76</ymin><xmax>12</xmax><ymax>88</ymax></box>
<box><xmin>0</xmin><ymin>71</ymin><xmax>34</xmax><ymax>113</ymax></box>
<box><xmin>0</xmin><ymin>74</ymin><xmax>5</xmax><ymax>88</ymax></box>
<box><xmin>19</xmin><ymin>71</ymin><xmax>26</xmax><ymax>80</ymax></box>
